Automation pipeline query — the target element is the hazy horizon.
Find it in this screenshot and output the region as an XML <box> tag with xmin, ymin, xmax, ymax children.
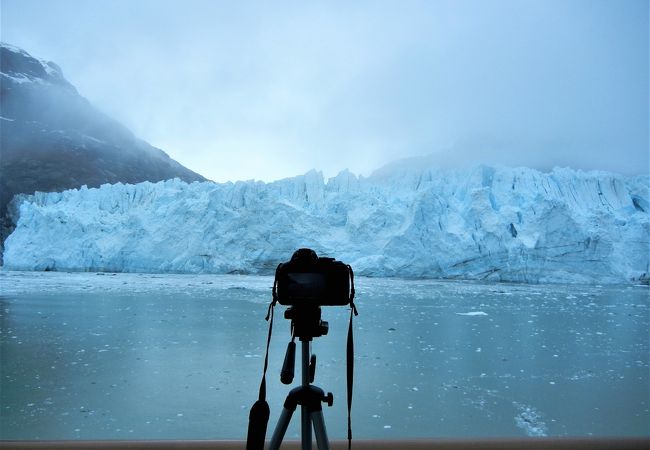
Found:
<box><xmin>2</xmin><ymin>0</ymin><xmax>648</xmax><ymax>182</ymax></box>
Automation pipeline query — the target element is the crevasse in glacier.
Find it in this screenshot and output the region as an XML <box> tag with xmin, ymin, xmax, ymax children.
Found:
<box><xmin>4</xmin><ymin>165</ymin><xmax>649</xmax><ymax>284</ymax></box>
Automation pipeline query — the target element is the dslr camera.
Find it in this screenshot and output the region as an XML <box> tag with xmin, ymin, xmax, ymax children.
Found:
<box><xmin>274</xmin><ymin>248</ymin><xmax>353</xmax><ymax>306</ymax></box>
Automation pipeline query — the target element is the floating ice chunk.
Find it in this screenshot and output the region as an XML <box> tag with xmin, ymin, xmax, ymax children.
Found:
<box><xmin>514</xmin><ymin>403</ymin><xmax>548</xmax><ymax>437</ymax></box>
<box><xmin>456</xmin><ymin>311</ymin><xmax>488</xmax><ymax>316</ymax></box>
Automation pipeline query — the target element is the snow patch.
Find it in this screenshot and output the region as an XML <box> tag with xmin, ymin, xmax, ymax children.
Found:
<box><xmin>1</xmin><ymin>72</ymin><xmax>37</xmax><ymax>84</ymax></box>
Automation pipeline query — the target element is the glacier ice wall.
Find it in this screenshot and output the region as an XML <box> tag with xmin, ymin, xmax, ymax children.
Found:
<box><xmin>4</xmin><ymin>165</ymin><xmax>649</xmax><ymax>283</ymax></box>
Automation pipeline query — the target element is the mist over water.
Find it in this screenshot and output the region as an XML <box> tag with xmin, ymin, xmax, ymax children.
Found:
<box><xmin>1</xmin><ymin>272</ymin><xmax>647</xmax><ymax>439</ymax></box>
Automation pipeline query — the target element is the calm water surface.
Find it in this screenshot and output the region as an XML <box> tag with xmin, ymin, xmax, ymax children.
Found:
<box><xmin>0</xmin><ymin>271</ymin><xmax>648</xmax><ymax>439</ymax></box>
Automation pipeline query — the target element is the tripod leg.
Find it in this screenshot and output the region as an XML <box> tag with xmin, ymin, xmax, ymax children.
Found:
<box><xmin>268</xmin><ymin>407</ymin><xmax>293</xmax><ymax>450</ymax></box>
<box><xmin>301</xmin><ymin>403</ymin><xmax>312</xmax><ymax>450</ymax></box>
<box><xmin>311</xmin><ymin>410</ymin><xmax>330</xmax><ymax>450</ymax></box>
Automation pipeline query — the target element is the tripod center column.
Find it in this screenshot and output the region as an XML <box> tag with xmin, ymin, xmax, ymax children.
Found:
<box><xmin>301</xmin><ymin>339</ymin><xmax>310</xmax><ymax>386</ymax></box>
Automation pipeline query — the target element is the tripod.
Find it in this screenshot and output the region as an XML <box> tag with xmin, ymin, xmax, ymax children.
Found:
<box><xmin>268</xmin><ymin>308</ymin><xmax>333</xmax><ymax>450</ymax></box>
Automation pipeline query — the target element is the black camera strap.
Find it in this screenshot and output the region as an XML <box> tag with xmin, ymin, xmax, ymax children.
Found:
<box><xmin>245</xmin><ymin>276</ymin><xmax>278</xmax><ymax>450</ymax></box>
<box><xmin>260</xmin><ymin>289</ymin><xmax>277</xmax><ymax>401</ymax></box>
<box><xmin>346</xmin><ymin>265</ymin><xmax>358</xmax><ymax>450</ymax></box>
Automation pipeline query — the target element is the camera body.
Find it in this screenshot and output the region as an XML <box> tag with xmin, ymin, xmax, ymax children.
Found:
<box><xmin>275</xmin><ymin>248</ymin><xmax>352</xmax><ymax>306</ymax></box>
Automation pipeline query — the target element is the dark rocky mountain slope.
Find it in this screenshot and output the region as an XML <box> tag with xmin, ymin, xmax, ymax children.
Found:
<box><xmin>0</xmin><ymin>43</ymin><xmax>206</xmax><ymax>258</ymax></box>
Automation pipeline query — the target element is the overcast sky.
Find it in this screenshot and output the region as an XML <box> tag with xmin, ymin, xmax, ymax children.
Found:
<box><xmin>1</xmin><ymin>0</ymin><xmax>648</xmax><ymax>182</ymax></box>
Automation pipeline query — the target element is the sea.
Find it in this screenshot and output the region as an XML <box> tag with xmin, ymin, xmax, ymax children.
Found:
<box><xmin>0</xmin><ymin>271</ymin><xmax>648</xmax><ymax>439</ymax></box>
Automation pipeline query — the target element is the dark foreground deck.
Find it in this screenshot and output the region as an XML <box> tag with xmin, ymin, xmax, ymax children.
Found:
<box><xmin>1</xmin><ymin>439</ymin><xmax>649</xmax><ymax>449</ymax></box>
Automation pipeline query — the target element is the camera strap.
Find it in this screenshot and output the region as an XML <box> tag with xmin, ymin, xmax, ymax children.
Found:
<box><xmin>346</xmin><ymin>265</ymin><xmax>358</xmax><ymax>450</ymax></box>
<box><xmin>245</xmin><ymin>276</ymin><xmax>278</xmax><ymax>450</ymax></box>
<box><xmin>260</xmin><ymin>288</ymin><xmax>277</xmax><ymax>401</ymax></box>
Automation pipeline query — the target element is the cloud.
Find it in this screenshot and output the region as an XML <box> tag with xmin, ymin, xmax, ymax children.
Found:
<box><xmin>2</xmin><ymin>0</ymin><xmax>648</xmax><ymax>181</ymax></box>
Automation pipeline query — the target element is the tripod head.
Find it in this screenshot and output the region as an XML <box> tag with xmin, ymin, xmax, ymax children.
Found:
<box><xmin>284</xmin><ymin>305</ymin><xmax>329</xmax><ymax>340</ymax></box>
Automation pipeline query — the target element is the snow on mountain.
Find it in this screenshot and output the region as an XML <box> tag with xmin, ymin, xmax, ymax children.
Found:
<box><xmin>4</xmin><ymin>164</ymin><xmax>648</xmax><ymax>284</ymax></box>
<box><xmin>0</xmin><ymin>42</ymin><xmax>74</xmax><ymax>89</ymax></box>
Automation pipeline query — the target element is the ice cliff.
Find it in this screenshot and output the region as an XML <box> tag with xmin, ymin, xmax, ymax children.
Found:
<box><xmin>4</xmin><ymin>165</ymin><xmax>649</xmax><ymax>284</ymax></box>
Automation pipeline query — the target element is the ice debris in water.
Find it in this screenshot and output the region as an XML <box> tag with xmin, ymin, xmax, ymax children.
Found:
<box><xmin>456</xmin><ymin>311</ymin><xmax>488</xmax><ymax>316</ymax></box>
<box><xmin>514</xmin><ymin>402</ymin><xmax>548</xmax><ymax>437</ymax></box>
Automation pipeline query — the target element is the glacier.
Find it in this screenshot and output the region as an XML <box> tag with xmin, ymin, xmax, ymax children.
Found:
<box><xmin>3</xmin><ymin>165</ymin><xmax>649</xmax><ymax>284</ymax></box>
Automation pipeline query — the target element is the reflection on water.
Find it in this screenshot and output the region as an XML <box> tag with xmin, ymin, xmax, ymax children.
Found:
<box><xmin>0</xmin><ymin>272</ymin><xmax>648</xmax><ymax>439</ymax></box>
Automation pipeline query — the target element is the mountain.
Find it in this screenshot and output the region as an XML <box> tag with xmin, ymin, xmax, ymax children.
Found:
<box><xmin>0</xmin><ymin>43</ymin><xmax>206</xmax><ymax>257</ymax></box>
<box><xmin>4</xmin><ymin>164</ymin><xmax>649</xmax><ymax>284</ymax></box>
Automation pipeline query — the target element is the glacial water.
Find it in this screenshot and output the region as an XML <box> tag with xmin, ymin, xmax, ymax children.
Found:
<box><xmin>0</xmin><ymin>271</ymin><xmax>648</xmax><ymax>440</ymax></box>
